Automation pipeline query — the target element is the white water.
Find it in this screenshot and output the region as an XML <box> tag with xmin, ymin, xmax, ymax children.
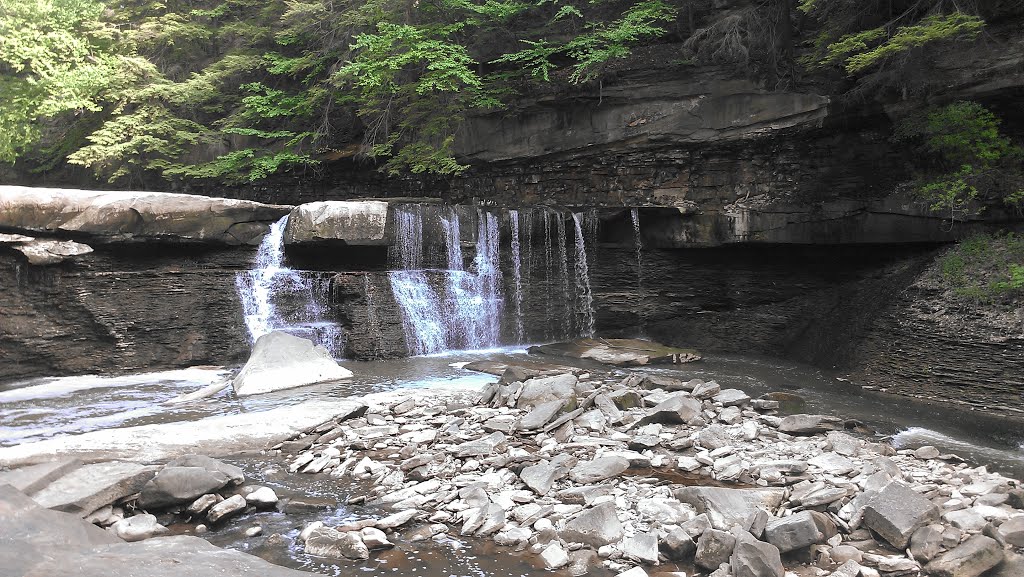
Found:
<box><xmin>631</xmin><ymin>208</ymin><xmax>644</xmax><ymax>304</ymax></box>
<box><xmin>389</xmin><ymin>207</ymin><xmax>505</xmax><ymax>355</ymax></box>
<box><xmin>572</xmin><ymin>213</ymin><xmax>595</xmax><ymax>338</ymax></box>
<box><xmin>509</xmin><ymin>210</ymin><xmax>524</xmax><ymax>341</ymax></box>
<box><xmin>235</xmin><ymin>215</ymin><xmax>344</xmax><ymax>355</ymax></box>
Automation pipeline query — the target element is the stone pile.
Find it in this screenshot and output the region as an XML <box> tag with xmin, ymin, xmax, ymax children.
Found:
<box><xmin>0</xmin><ymin>454</ymin><xmax>281</xmax><ymax>541</ymax></box>
<box><xmin>273</xmin><ymin>368</ymin><xmax>1024</xmax><ymax>577</ymax></box>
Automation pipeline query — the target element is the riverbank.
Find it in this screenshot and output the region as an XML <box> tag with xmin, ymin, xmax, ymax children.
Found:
<box><xmin>3</xmin><ymin>363</ymin><xmax>1022</xmax><ymax>577</ymax></box>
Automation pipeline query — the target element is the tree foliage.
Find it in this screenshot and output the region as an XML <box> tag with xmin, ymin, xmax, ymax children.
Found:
<box><xmin>895</xmin><ymin>101</ymin><xmax>1023</xmax><ymax>220</ymax></box>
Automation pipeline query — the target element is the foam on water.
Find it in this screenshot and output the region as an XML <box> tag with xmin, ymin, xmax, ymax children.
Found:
<box><xmin>0</xmin><ymin>367</ymin><xmax>227</xmax><ymax>402</ymax></box>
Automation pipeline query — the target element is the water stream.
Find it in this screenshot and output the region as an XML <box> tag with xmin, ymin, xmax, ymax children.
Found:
<box><xmin>236</xmin><ymin>216</ymin><xmax>344</xmax><ymax>356</ymax></box>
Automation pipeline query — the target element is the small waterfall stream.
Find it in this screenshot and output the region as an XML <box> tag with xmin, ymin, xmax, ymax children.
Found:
<box><xmin>235</xmin><ymin>215</ymin><xmax>344</xmax><ymax>355</ymax></box>
<box><xmin>631</xmin><ymin>208</ymin><xmax>644</xmax><ymax>329</ymax></box>
<box><xmin>387</xmin><ymin>205</ymin><xmax>597</xmax><ymax>355</ymax></box>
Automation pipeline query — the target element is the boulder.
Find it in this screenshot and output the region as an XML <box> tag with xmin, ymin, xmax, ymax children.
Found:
<box><xmin>640</xmin><ymin>394</ymin><xmax>702</xmax><ymax>425</ymax></box>
<box><xmin>164</xmin><ymin>455</ymin><xmax>245</xmax><ymax>485</ymax></box>
<box><xmin>518</xmin><ymin>399</ymin><xmax>571</xmax><ymax>431</ymax></box>
<box><xmin>207</xmin><ymin>494</ymin><xmax>247</xmax><ymax>523</ymax></box>
<box><xmin>560</xmin><ymin>502</ymin><xmax>623</xmax><ymax>547</ymax></box>
<box><xmin>621</xmin><ymin>532</ymin><xmax>659</xmax><ymax>564</ymax></box>
<box><xmin>359</xmin><ymin>527</ymin><xmax>393</xmax><ymax>549</ymax></box>
<box><xmin>569</xmin><ymin>457</ymin><xmax>630</xmax><ymax>484</ymax></box>
<box><xmin>695</xmin><ymin>528</ymin><xmax>736</xmax><ymax>570</ymax></box>
<box><xmin>540</xmin><ymin>542</ymin><xmax>570</xmax><ymax>569</ymax></box>
<box><xmin>454</xmin><ymin>432</ymin><xmax>507</xmax><ymax>458</ymax></box>
<box><xmin>730</xmin><ymin>531</ymin><xmax>784</xmax><ymax>577</ymax></box>
<box><xmin>137</xmin><ymin>467</ymin><xmax>232</xmax><ymax>510</ymax></box>
<box><xmin>714</xmin><ymin>389</ymin><xmax>751</xmax><ymax>407</ymax></box>
<box><xmin>520</xmin><ymin>460</ymin><xmax>569</xmax><ymax>496</ymax></box>
<box><xmin>283</xmin><ymin>201</ymin><xmax>390</xmax><ymax>246</ymax></box>
<box><xmin>109</xmin><ymin>514</ymin><xmax>168</xmax><ymax>542</ymax></box>
<box><xmin>241</xmin><ymin>486</ymin><xmax>276</xmax><ymax>508</ymax></box>
<box><xmin>30</xmin><ymin>461</ymin><xmax>158</xmax><ymax>516</ymax></box>
<box><xmin>305</xmin><ymin>527</ymin><xmax>370</xmax><ymax>560</ymax></box>
<box><xmin>233</xmin><ymin>332</ymin><xmax>352</xmax><ymax>396</ymax></box>
<box><xmin>997</xmin><ymin>515</ymin><xmax>1024</xmax><ymax>547</ymax></box>
<box><xmin>516</xmin><ymin>374</ymin><xmax>578</xmax><ymax>409</ymax></box>
<box><xmin>924</xmin><ymin>535</ymin><xmax>1004</xmax><ymax>577</ymax></box>
<box><xmin>910</xmin><ymin>525</ymin><xmax>944</xmax><ymax>563</ymax></box>
<box><xmin>675</xmin><ymin>487</ymin><xmax>786</xmax><ymax>531</ymax></box>
<box><xmin>778</xmin><ymin>415</ymin><xmax>843</xmax><ymax>435</ymax></box>
<box><xmin>0</xmin><ymin>185</ymin><xmax>290</xmax><ymax>245</ymax></box>
<box><xmin>638</xmin><ymin>497</ymin><xmax>696</xmax><ymax>525</ymax></box>
<box><xmin>691</xmin><ymin>381</ymin><xmax>721</xmax><ymax>399</ymax></box>
<box><xmin>763</xmin><ymin>511</ymin><xmax>824</xmax><ymax>553</ymax></box>
<box><xmin>661</xmin><ymin>528</ymin><xmax>697</xmax><ymax>560</ymax></box>
<box><xmin>861</xmin><ymin>481</ymin><xmax>940</xmax><ymax>549</ymax></box>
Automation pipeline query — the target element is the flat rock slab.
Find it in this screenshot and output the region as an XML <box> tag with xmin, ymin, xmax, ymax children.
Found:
<box><xmin>2</xmin><ymin>483</ymin><xmax>314</xmax><ymax>576</ymax></box>
<box><xmin>30</xmin><ymin>461</ymin><xmax>158</xmax><ymax>516</ymax></box>
<box><xmin>0</xmin><ymin>399</ymin><xmax>368</xmax><ymax>468</ymax></box>
<box><xmin>528</xmin><ymin>338</ymin><xmax>701</xmax><ymax>366</ymax></box>
<box><xmin>0</xmin><ymin>185</ymin><xmax>290</xmax><ymax>246</ymax></box>
<box><xmin>0</xmin><ymin>458</ymin><xmax>81</xmax><ymax>494</ymax></box>
<box><xmin>283</xmin><ymin>200</ymin><xmax>390</xmax><ymax>246</ymax></box>
<box><xmin>461</xmin><ymin>360</ymin><xmax>583</xmax><ymax>378</ymax></box>
<box><xmin>675</xmin><ymin>486</ymin><xmax>786</xmax><ymax>531</ymax></box>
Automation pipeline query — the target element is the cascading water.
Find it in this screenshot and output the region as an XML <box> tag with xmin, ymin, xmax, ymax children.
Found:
<box><xmin>387</xmin><ymin>204</ymin><xmax>596</xmax><ymax>355</ymax></box>
<box><xmin>509</xmin><ymin>210</ymin><xmax>524</xmax><ymax>341</ymax></box>
<box><xmin>235</xmin><ymin>215</ymin><xmax>344</xmax><ymax>355</ymax></box>
<box><xmin>631</xmin><ymin>208</ymin><xmax>644</xmax><ymax>312</ymax></box>
<box><xmin>571</xmin><ymin>213</ymin><xmax>595</xmax><ymax>337</ymax></box>
<box><xmin>388</xmin><ymin>207</ymin><xmax>504</xmax><ymax>355</ymax></box>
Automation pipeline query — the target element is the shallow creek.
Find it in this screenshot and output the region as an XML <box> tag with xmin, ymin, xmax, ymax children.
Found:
<box><xmin>1</xmin><ymin>349</ymin><xmax>1022</xmax><ymax>576</ymax></box>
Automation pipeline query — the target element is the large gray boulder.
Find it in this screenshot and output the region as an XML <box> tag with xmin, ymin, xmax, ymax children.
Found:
<box><xmin>861</xmin><ymin>481</ymin><xmax>940</xmax><ymax>549</ymax></box>
<box><xmin>305</xmin><ymin>527</ymin><xmax>370</xmax><ymax>560</ymax></box>
<box><xmin>520</xmin><ymin>460</ymin><xmax>570</xmax><ymax>496</ymax></box>
<box><xmin>29</xmin><ymin>461</ymin><xmax>158</xmax><ymax>516</ymax></box>
<box><xmin>137</xmin><ymin>467</ymin><xmax>232</xmax><ymax>510</ymax></box>
<box><xmin>569</xmin><ymin>456</ymin><xmax>630</xmax><ymax>484</ymax></box>
<box><xmin>516</xmin><ymin>374</ymin><xmax>578</xmax><ymax>409</ymax></box>
<box><xmin>731</xmin><ymin>531</ymin><xmax>784</xmax><ymax>577</ymax></box>
<box><xmin>233</xmin><ymin>331</ymin><xmax>352</xmax><ymax>396</ymax></box>
<box><xmin>640</xmin><ymin>394</ymin><xmax>702</xmax><ymax>425</ymax></box>
<box><xmin>763</xmin><ymin>511</ymin><xmax>824</xmax><ymax>553</ymax></box>
<box><xmin>924</xmin><ymin>535</ymin><xmax>1004</xmax><ymax>577</ymax></box>
<box><xmin>778</xmin><ymin>414</ymin><xmax>843</xmax><ymax>434</ymax></box>
<box><xmin>560</xmin><ymin>502</ymin><xmax>623</xmax><ymax>546</ymax></box>
<box><xmin>0</xmin><ymin>185</ymin><xmax>289</xmax><ymax>245</ymax></box>
<box><xmin>283</xmin><ymin>201</ymin><xmax>390</xmax><ymax>246</ymax></box>
<box><xmin>675</xmin><ymin>486</ymin><xmax>786</xmax><ymax>531</ymax></box>
<box><xmin>695</xmin><ymin>528</ymin><xmax>736</xmax><ymax>570</ymax></box>
<box><xmin>165</xmin><ymin>455</ymin><xmax>244</xmax><ymax>485</ymax></box>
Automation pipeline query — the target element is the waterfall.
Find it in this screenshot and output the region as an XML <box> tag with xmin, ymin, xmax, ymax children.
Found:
<box><xmin>571</xmin><ymin>213</ymin><xmax>595</xmax><ymax>338</ymax></box>
<box><xmin>235</xmin><ymin>215</ymin><xmax>344</xmax><ymax>355</ymax></box>
<box><xmin>556</xmin><ymin>215</ymin><xmax>570</xmax><ymax>339</ymax></box>
<box><xmin>236</xmin><ymin>216</ymin><xmax>288</xmax><ymax>340</ymax></box>
<box><xmin>388</xmin><ymin>206</ymin><xmax>503</xmax><ymax>355</ymax></box>
<box><xmin>391</xmin><ymin>205</ymin><xmax>424</xmax><ymax>269</ymax></box>
<box><xmin>631</xmin><ymin>208</ymin><xmax>644</xmax><ymax>311</ymax></box>
<box><xmin>509</xmin><ymin>210</ymin><xmax>524</xmax><ymax>341</ymax></box>
<box><xmin>386</xmin><ymin>204</ymin><xmax>596</xmax><ymax>354</ymax></box>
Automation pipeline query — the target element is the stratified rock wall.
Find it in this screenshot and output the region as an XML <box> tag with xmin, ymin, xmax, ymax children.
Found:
<box><xmin>0</xmin><ymin>247</ymin><xmax>251</xmax><ymax>381</ymax></box>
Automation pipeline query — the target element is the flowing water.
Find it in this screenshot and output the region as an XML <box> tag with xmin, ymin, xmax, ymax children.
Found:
<box><xmin>236</xmin><ymin>216</ymin><xmax>344</xmax><ymax>355</ymax></box>
<box><xmin>2</xmin><ymin>351</ymin><xmax>1023</xmax><ymax>576</ymax></box>
<box><xmin>631</xmin><ymin>208</ymin><xmax>644</xmax><ymax>323</ymax></box>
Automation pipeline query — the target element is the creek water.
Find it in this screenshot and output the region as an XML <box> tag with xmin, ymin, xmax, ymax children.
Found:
<box><xmin>2</xmin><ymin>350</ymin><xmax>1023</xmax><ymax>575</ymax></box>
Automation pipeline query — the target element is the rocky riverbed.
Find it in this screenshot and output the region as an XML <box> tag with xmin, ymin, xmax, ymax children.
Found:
<box><xmin>3</xmin><ymin>362</ymin><xmax>1023</xmax><ymax>577</ymax></box>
